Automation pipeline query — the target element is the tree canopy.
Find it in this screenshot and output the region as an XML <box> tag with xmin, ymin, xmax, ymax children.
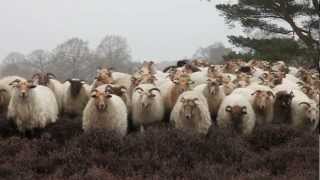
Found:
<box><xmin>215</xmin><ymin>0</ymin><xmax>319</xmax><ymax>65</ymax></box>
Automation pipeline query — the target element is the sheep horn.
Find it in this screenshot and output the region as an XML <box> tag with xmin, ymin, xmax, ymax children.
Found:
<box><xmin>47</xmin><ymin>73</ymin><xmax>56</xmax><ymax>79</ymax></box>
<box><xmin>225</xmin><ymin>106</ymin><xmax>232</xmax><ymax>112</ymax></box>
<box><xmin>299</xmin><ymin>102</ymin><xmax>311</xmax><ymax>108</ymax></box>
<box><xmin>32</xmin><ymin>73</ymin><xmax>41</xmax><ymax>80</ymax></box>
<box><xmin>9</xmin><ymin>79</ymin><xmax>21</xmax><ymax>86</ymax></box>
<box><xmin>135</xmin><ymin>87</ymin><xmax>144</xmax><ymax>92</ymax></box>
<box><xmin>149</xmin><ymin>88</ymin><xmax>160</xmax><ymax>94</ymax></box>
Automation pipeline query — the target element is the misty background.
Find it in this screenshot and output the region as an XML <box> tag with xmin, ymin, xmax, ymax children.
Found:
<box><xmin>0</xmin><ymin>0</ymin><xmax>239</xmax><ymax>62</ymax></box>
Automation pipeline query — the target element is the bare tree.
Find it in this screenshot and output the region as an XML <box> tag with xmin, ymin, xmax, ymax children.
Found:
<box><xmin>0</xmin><ymin>52</ymin><xmax>35</xmax><ymax>77</ymax></box>
<box><xmin>26</xmin><ymin>49</ymin><xmax>52</xmax><ymax>73</ymax></box>
<box><xmin>96</xmin><ymin>35</ymin><xmax>132</xmax><ymax>72</ymax></box>
<box><xmin>51</xmin><ymin>38</ymin><xmax>91</xmax><ymax>80</ymax></box>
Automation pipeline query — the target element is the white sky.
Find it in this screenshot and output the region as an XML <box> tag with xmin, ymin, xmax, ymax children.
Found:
<box><xmin>0</xmin><ymin>0</ymin><xmax>241</xmax><ymax>62</ymax></box>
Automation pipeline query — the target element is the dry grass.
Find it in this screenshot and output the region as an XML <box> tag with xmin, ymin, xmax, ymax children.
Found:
<box><xmin>0</xmin><ymin>116</ymin><xmax>318</xmax><ymax>180</ymax></box>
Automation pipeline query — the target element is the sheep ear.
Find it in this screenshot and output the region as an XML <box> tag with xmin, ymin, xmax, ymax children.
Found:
<box><xmin>28</xmin><ymin>84</ymin><xmax>37</xmax><ymax>89</ymax></box>
<box><xmin>105</xmin><ymin>94</ymin><xmax>112</xmax><ymax>98</ymax></box>
<box><xmin>225</xmin><ymin>106</ymin><xmax>232</xmax><ymax>112</ymax></box>
<box><xmin>241</xmin><ymin>107</ymin><xmax>247</xmax><ymax>114</ymax></box>
<box><xmin>91</xmin><ymin>90</ymin><xmax>97</xmax><ymax>98</ymax></box>
<box><xmin>0</xmin><ymin>89</ymin><xmax>7</xmax><ymax>93</ymax></box>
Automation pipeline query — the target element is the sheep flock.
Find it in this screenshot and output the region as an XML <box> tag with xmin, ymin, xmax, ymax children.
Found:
<box><xmin>0</xmin><ymin>59</ymin><xmax>318</xmax><ymax>179</ymax></box>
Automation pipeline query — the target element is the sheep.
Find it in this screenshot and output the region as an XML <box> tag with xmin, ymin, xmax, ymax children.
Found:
<box><xmin>170</xmin><ymin>91</ymin><xmax>212</xmax><ymax>134</ymax></box>
<box><xmin>222</xmin><ymin>81</ymin><xmax>236</xmax><ymax>95</ymax></box>
<box><xmin>31</xmin><ymin>73</ymin><xmax>64</xmax><ymax>112</ymax></box>
<box><xmin>291</xmin><ymin>91</ymin><xmax>319</xmax><ymax>131</ymax></box>
<box><xmin>91</xmin><ymin>67</ymin><xmax>114</xmax><ymax>89</ymax></box>
<box><xmin>217</xmin><ymin>94</ymin><xmax>256</xmax><ymax>135</ymax></box>
<box><xmin>0</xmin><ymin>76</ymin><xmax>25</xmax><ymax>114</ymax></box>
<box><xmin>82</xmin><ymin>85</ymin><xmax>128</xmax><ymax>136</ymax></box>
<box><xmin>104</xmin><ymin>84</ymin><xmax>131</xmax><ymax>112</ymax></box>
<box><xmin>233</xmin><ymin>73</ymin><xmax>251</xmax><ymax>88</ymax></box>
<box><xmin>194</xmin><ymin>78</ymin><xmax>225</xmax><ymax>120</ymax></box>
<box><xmin>160</xmin><ymin>73</ymin><xmax>194</xmax><ymax>113</ymax></box>
<box><xmin>62</xmin><ymin>79</ymin><xmax>90</xmax><ymax>116</ymax></box>
<box><xmin>131</xmin><ymin>84</ymin><xmax>164</xmax><ymax>129</ymax></box>
<box><xmin>250</xmin><ymin>89</ymin><xmax>275</xmax><ymax>125</ymax></box>
<box><xmin>273</xmin><ymin>91</ymin><xmax>294</xmax><ymax>124</ymax></box>
<box><xmin>7</xmin><ymin>79</ymin><xmax>58</xmax><ymax>132</ymax></box>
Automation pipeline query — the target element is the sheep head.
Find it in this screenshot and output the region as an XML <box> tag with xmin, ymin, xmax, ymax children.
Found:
<box><xmin>95</xmin><ymin>67</ymin><xmax>113</xmax><ymax>84</ymax></box>
<box><xmin>207</xmin><ymin>78</ymin><xmax>222</xmax><ymax>95</ymax></box>
<box><xmin>251</xmin><ymin>90</ymin><xmax>274</xmax><ymax>112</ymax></box>
<box><xmin>225</xmin><ymin>105</ymin><xmax>247</xmax><ymax>133</ymax></box>
<box><xmin>9</xmin><ymin>79</ymin><xmax>37</xmax><ymax>98</ymax></box>
<box><xmin>141</xmin><ymin>61</ymin><xmax>156</xmax><ymax>75</ymax></box>
<box><xmin>180</xmin><ymin>97</ymin><xmax>199</xmax><ymax>120</ymax></box>
<box><xmin>275</xmin><ymin>91</ymin><xmax>294</xmax><ymax>108</ymax></box>
<box><xmin>135</xmin><ymin>86</ymin><xmax>160</xmax><ymax>109</ymax></box>
<box><xmin>90</xmin><ymin>87</ymin><xmax>112</xmax><ymax>111</ymax></box>
<box><xmin>66</xmin><ymin>79</ymin><xmax>85</xmax><ymax>97</ymax></box>
<box><xmin>105</xmin><ymin>84</ymin><xmax>127</xmax><ymax>97</ymax></box>
<box><xmin>299</xmin><ymin>102</ymin><xmax>319</xmax><ymax>128</ymax></box>
<box><xmin>233</xmin><ymin>73</ymin><xmax>251</xmax><ymax>88</ymax></box>
<box><xmin>32</xmin><ymin>73</ymin><xmax>56</xmax><ymax>86</ymax></box>
<box><xmin>172</xmin><ymin>74</ymin><xmax>194</xmax><ymax>94</ymax></box>
<box><xmin>207</xmin><ymin>65</ymin><xmax>221</xmax><ymax>78</ymax></box>
<box><xmin>222</xmin><ymin>81</ymin><xmax>236</xmax><ymax>95</ymax></box>
<box><xmin>140</xmin><ymin>73</ymin><xmax>157</xmax><ymax>84</ymax></box>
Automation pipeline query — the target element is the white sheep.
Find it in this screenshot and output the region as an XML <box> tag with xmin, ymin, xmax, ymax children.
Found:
<box><xmin>291</xmin><ymin>90</ymin><xmax>319</xmax><ymax>131</ymax></box>
<box><xmin>7</xmin><ymin>79</ymin><xmax>58</xmax><ymax>132</ymax></box>
<box><xmin>82</xmin><ymin>85</ymin><xmax>128</xmax><ymax>136</ymax></box>
<box><xmin>0</xmin><ymin>76</ymin><xmax>25</xmax><ymax>114</ymax></box>
<box><xmin>170</xmin><ymin>91</ymin><xmax>212</xmax><ymax>134</ymax></box>
<box><xmin>131</xmin><ymin>84</ymin><xmax>164</xmax><ymax>128</ymax></box>
<box><xmin>62</xmin><ymin>79</ymin><xmax>90</xmax><ymax>116</ymax></box>
<box><xmin>31</xmin><ymin>73</ymin><xmax>65</xmax><ymax>113</ymax></box>
<box><xmin>250</xmin><ymin>89</ymin><xmax>275</xmax><ymax>125</ymax></box>
<box><xmin>194</xmin><ymin>78</ymin><xmax>225</xmax><ymax>118</ymax></box>
<box><xmin>217</xmin><ymin>94</ymin><xmax>256</xmax><ymax>135</ymax></box>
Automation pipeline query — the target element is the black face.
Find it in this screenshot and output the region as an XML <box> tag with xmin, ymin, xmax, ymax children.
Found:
<box><xmin>70</xmin><ymin>81</ymin><xmax>83</xmax><ymax>97</ymax></box>
<box><xmin>276</xmin><ymin>92</ymin><xmax>293</xmax><ymax>108</ymax></box>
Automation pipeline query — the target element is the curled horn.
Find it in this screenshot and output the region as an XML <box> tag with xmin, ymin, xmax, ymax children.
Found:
<box><xmin>135</xmin><ymin>87</ymin><xmax>144</xmax><ymax>92</ymax></box>
<box><xmin>149</xmin><ymin>88</ymin><xmax>160</xmax><ymax>94</ymax></box>
<box><xmin>32</xmin><ymin>73</ymin><xmax>41</xmax><ymax>80</ymax></box>
<box><xmin>9</xmin><ymin>79</ymin><xmax>21</xmax><ymax>86</ymax></box>
<box><xmin>225</xmin><ymin>105</ymin><xmax>232</xmax><ymax>112</ymax></box>
<box><xmin>47</xmin><ymin>73</ymin><xmax>56</xmax><ymax>79</ymax></box>
<box><xmin>105</xmin><ymin>84</ymin><xmax>113</xmax><ymax>93</ymax></box>
<box><xmin>299</xmin><ymin>102</ymin><xmax>311</xmax><ymax>108</ymax></box>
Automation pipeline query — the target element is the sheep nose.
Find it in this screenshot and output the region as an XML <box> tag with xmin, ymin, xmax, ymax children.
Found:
<box><xmin>97</xmin><ymin>104</ymin><xmax>105</xmax><ymax>111</ymax></box>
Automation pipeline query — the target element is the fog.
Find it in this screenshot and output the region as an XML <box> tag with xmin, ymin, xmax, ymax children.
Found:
<box><xmin>0</xmin><ymin>0</ymin><xmax>240</xmax><ymax>62</ymax></box>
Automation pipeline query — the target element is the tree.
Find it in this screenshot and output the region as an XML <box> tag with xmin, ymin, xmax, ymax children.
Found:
<box><xmin>51</xmin><ymin>38</ymin><xmax>91</xmax><ymax>79</ymax></box>
<box><xmin>193</xmin><ymin>42</ymin><xmax>232</xmax><ymax>63</ymax></box>
<box><xmin>215</xmin><ymin>0</ymin><xmax>319</xmax><ymax>65</ymax></box>
<box><xmin>0</xmin><ymin>52</ymin><xmax>35</xmax><ymax>77</ymax></box>
<box><xmin>27</xmin><ymin>49</ymin><xmax>52</xmax><ymax>73</ymax></box>
<box><xmin>96</xmin><ymin>35</ymin><xmax>132</xmax><ymax>72</ymax></box>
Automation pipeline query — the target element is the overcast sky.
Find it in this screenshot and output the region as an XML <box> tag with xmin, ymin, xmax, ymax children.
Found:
<box><xmin>0</xmin><ymin>0</ymin><xmax>241</xmax><ymax>62</ymax></box>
